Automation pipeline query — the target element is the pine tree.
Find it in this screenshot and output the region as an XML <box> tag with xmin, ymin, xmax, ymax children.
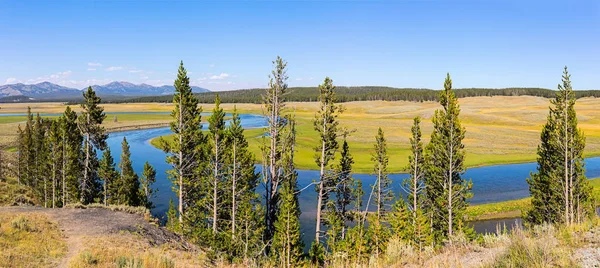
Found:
<box><xmin>48</xmin><ymin>120</ymin><xmax>63</xmax><ymax>208</ymax></box>
<box><xmin>78</xmin><ymin>87</ymin><xmax>107</xmax><ymax>204</ymax></box>
<box><xmin>16</xmin><ymin>125</ymin><xmax>25</xmax><ymax>185</ymax></box>
<box><xmin>166</xmin><ymin>198</ymin><xmax>180</xmax><ymax>232</ymax></box>
<box><xmin>61</xmin><ymin>106</ymin><xmax>83</xmax><ymax>206</ymax></box>
<box><xmin>262</xmin><ymin>56</ymin><xmax>289</xmax><ymax>247</ymax></box>
<box><xmin>327</xmin><ymin>131</ymin><xmax>362</xmax><ymax>258</ymax></box>
<box><xmin>313</xmin><ymin>76</ymin><xmax>342</xmax><ymax>247</ymax></box>
<box><xmin>118</xmin><ymin>137</ymin><xmax>140</xmax><ymax>206</ymax></box>
<box><xmin>33</xmin><ymin>113</ymin><xmax>49</xmax><ymax>207</ymax></box>
<box><xmin>99</xmin><ymin>148</ymin><xmax>118</xmax><ymax>206</ymax></box>
<box><xmin>272</xmin><ymin>116</ymin><xmax>303</xmax><ymax>267</ymax></box>
<box><xmin>371</xmin><ymin>128</ymin><xmax>393</xmax><ymax>219</ymax></box>
<box><xmin>226</xmin><ymin>106</ymin><xmax>261</xmax><ymax>253</ymax></box>
<box><xmin>401</xmin><ymin>117</ymin><xmax>431</xmax><ymax>247</ymax></box>
<box><xmin>139</xmin><ymin>161</ymin><xmax>157</xmax><ymax>209</ymax></box>
<box><xmin>527</xmin><ymin>67</ymin><xmax>593</xmax><ymax>225</ymax></box>
<box><xmin>162</xmin><ymin>61</ymin><xmax>204</xmax><ymax>226</ymax></box>
<box><xmin>207</xmin><ymin>94</ymin><xmax>226</xmax><ymax>234</ymax></box>
<box><xmin>365</xmin><ymin>127</ymin><xmax>392</xmax><ymax>259</ymax></box>
<box><xmin>424</xmin><ymin>73</ymin><xmax>472</xmax><ymax>243</ymax></box>
<box><xmin>21</xmin><ymin>107</ymin><xmax>34</xmax><ymax>187</ymax></box>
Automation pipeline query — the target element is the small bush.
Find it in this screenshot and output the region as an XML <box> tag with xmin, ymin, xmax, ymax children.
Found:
<box><xmin>80</xmin><ymin>250</ymin><xmax>98</xmax><ymax>265</ymax></box>
<box><xmin>10</xmin><ymin>215</ymin><xmax>33</xmax><ymax>231</ymax></box>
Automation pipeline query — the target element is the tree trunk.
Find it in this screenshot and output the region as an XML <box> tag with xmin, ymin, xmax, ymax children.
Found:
<box><xmin>231</xmin><ymin>140</ymin><xmax>237</xmax><ymax>240</ymax></box>
<box><xmin>62</xmin><ymin>137</ymin><xmax>67</xmax><ymax>207</ymax></box>
<box><xmin>178</xmin><ymin>96</ymin><xmax>184</xmax><ymax>224</ymax></box>
<box><xmin>413</xmin><ymin>150</ymin><xmax>418</xmax><ymax>223</ymax></box>
<box><xmin>315</xmin><ymin>136</ymin><xmax>327</xmax><ymax>243</ymax></box>
<box><xmin>564</xmin><ymin>103</ymin><xmax>569</xmax><ymax>225</ymax></box>
<box><xmin>212</xmin><ymin>135</ymin><xmax>219</xmax><ymax>233</ymax></box>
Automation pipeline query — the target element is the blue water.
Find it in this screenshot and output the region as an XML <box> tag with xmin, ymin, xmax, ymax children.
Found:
<box><xmin>101</xmin><ymin>113</ymin><xmax>600</xmax><ymax>242</ymax></box>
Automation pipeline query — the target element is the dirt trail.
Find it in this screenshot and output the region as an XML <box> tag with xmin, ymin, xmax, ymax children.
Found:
<box><xmin>0</xmin><ymin>206</ymin><xmax>183</xmax><ymax>268</ymax></box>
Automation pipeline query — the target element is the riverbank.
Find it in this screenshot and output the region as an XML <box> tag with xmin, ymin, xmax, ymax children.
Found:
<box><xmin>466</xmin><ymin>177</ymin><xmax>600</xmax><ymax>221</ymax></box>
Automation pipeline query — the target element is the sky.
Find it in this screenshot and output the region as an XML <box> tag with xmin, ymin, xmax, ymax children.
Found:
<box><xmin>0</xmin><ymin>0</ymin><xmax>599</xmax><ymax>91</ymax></box>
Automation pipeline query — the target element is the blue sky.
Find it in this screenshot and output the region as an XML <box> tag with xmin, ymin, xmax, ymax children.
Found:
<box><xmin>0</xmin><ymin>0</ymin><xmax>599</xmax><ymax>91</ymax></box>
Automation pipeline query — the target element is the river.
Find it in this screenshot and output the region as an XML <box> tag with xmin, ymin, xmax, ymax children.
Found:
<box><xmin>102</xmin><ymin>113</ymin><xmax>600</xmax><ymax>242</ymax></box>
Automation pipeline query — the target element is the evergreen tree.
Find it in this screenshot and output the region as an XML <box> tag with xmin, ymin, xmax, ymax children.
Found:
<box><xmin>272</xmin><ymin>116</ymin><xmax>303</xmax><ymax>267</ymax></box>
<box><xmin>400</xmin><ymin>116</ymin><xmax>431</xmax><ymax>248</ymax></box>
<box><xmin>226</xmin><ymin>106</ymin><xmax>262</xmax><ymax>258</ymax></box>
<box><xmin>16</xmin><ymin>125</ymin><xmax>24</xmax><ymax>185</ymax></box>
<box><xmin>22</xmin><ymin>107</ymin><xmax>34</xmax><ymax>187</ymax></box>
<box><xmin>162</xmin><ymin>61</ymin><xmax>204</xmax><ymax>226</ymax></box>
<box><xmin>327</xmin><ymin>131</ymin><xmax>362</xmax><ymax>258</ymax></box>
<box><xmin>61</xmin><ymin>106</ymin><xmax>83</xmax><ymax>206</ymax></box>
<box><xmin>118</xmin><ymin>137</ymin><xmax>140</xmax><ymax>206</ymax></box>
<box><xmin>366</xmin><ymin>127</ymin><xmax>392</xmax><ymax>258</ymax></box>
<box><xmin>139</xmin><ymin>161</ymin><xmax>157</xmax><ymax>209</ymax></box>
<box><xmin>207</xmin><ymin>94</ymin><xmax>226</xmax><ymax>234</ymax></box>
<box><xmin>313</xmin><ymin>76</ymin><xmax>342</xmax><ymax>247</ymax></box>
<box><xmin>166</xmin><ymin>198</ymin><xmax>180</xmax><ymax>232</ymax></box>
<box><xmin>48</xmin><ymin>120</ymin><xmax>63</xmax><ymax>208</ymax></box>
<box><xmin>424</xmin><ymin>73</ymin><xmax>472</xmax><ymax>243</ymax></box>
<box><xmin>98</xmin><ymin>148</ymin><xmax>118</xmax><ymax>206</ymax></box>
<box><xmin>371</xmin><ymin>128</ymin><xmax>393</xmax><ymax>218</ymax></box>
<box><xmin>262</xmin><ymin>56</ymin><xmax>289</xmax><ymax>247</ymax></box>
<box><xmin>527</xmin><ymin>67</ymin><xmax>593</xmax><ymax>225</ymax></box>
<box><xmin>33</xmin><ymin>113</ymin><xmax>49</xmax><ymax>207</ymax></box>
<box><xmin>78</xmin><ymin>87</ymin><xmax>107</xmax><ymax>204</ymax></box>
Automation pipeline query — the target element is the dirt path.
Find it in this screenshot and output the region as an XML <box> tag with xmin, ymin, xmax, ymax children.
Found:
<box><xmin>0</xmin><ymin>206</ymin><xmax>182</xmax><ymax>268</ymax></box>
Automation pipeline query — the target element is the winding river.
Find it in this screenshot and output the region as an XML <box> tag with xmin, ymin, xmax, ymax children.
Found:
<box><xmin>102</xmin><ymin>113</ymin><xmax>600</xmax><ymax>242</ymax></box>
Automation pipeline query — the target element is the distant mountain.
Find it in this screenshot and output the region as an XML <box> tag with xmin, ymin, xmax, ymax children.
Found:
<box><xmin>88</xmin><ymin>81</ymin><xmax>210</xmax><ymax>96</ymax></box>
<box><xmin>0</xmin><ymin>82</ymin><xmax>81</xmax><ymax>99</ymax></box>
<box><xmin>0</xmin><ymin>82</ymin><xmax>210</xmax><ymax>100</ymax></box>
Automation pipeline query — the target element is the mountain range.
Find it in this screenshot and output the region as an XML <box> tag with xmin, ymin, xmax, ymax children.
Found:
<box><xmin>0</xmin><ymin>82</ymin><xmax>210</xmax><ymax>100</ymax></box>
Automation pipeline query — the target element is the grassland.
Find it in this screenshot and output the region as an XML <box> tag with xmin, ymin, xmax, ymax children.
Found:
<box><xmin>0</xmin><ymin>212</ymin><xmax>67</xmax><ymax>267</ymax></box>
<box><xmin>2</xmin><ymin>96</ymin><xmax>600</xmax><ymax>172</ymax></box>
<box><xmin>147</xmin><ymin>96</ymin><xmax>600</xmax><ymax>172</ymax></box>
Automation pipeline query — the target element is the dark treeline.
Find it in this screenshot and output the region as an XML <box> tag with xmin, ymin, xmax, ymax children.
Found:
<box><xmin>114</xmin><ymin>86</ymin><xmax>600</xmax><ymax>104</ymax></box>
<box><xmin>15</xmin><ymin>88</ymin><xmax>157</xmax><ymax>209</ymax></box>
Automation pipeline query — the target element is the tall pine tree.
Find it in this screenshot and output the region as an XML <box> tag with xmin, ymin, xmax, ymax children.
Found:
<box><xmin>139</xmin><ymin>161</ymin><xmax>157</xmax><ymax>209</ymax></box>
<box><xmin>272</xmin><ymin>116</ymin><xmax>303</xmax><ymax>267</ymax></box>
<box><xmin>262</xmin><ymin>56</ymin><xmax>289</xmax><ymax>247</ymax></box>
<box><xmin>527</xmin><ymin>67</ymin><xmax>593</xmax><ymax>225</ymax></box>
<box><xmin>162</xmin><ymin>61</ymin><xmax>204</xmax><ymax>226</ymax></box>
<box><xmin>118</xmin><ymin>137</ymin><xmax>140</xmax><ymax>206</ymax></box>
<box><xmin>424</xmin><ymin>73</ymin><xmax>472</xmax><ymax>243</ymax></box>
<box><xmin>78</xmin><ymin>87</ymin><xmax>107</xmax><ymax>204</ymax></box>
<box><xmin>312</xmin><ymin>77</ymin><xmax>342</xmax><ymax>249</ymax></box>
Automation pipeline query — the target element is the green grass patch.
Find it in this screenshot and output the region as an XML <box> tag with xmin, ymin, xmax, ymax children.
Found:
<box><xmin>467</xmin><ymin>177</ymin><xmax>600</xmax><ymax>221</ymax></box>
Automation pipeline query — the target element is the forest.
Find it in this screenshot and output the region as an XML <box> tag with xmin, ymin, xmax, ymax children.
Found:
<box><xmin>8</xmin><ymin>57</ymin><xmax>596</xmax><ymax>267</ymax></box>
<box><xmin>117</xmin><ymin>85</ymin><xmax>600</xmax><ymax>104</ymax></box>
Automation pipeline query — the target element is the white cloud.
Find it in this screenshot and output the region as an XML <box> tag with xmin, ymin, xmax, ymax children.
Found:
<box><xmin>87</xmin><ymin>68</ymin><xmax>96</xmax><ymax>71</ymax></box>
<box><xmin>129</xmin><ymin>69</ymin><xmax>143</xmax><ymax>73</ymax></box>
<box><xmin>209</xmin><ymin>73</ymin><xmax>230</xmax><ymax>80</ymax></box>
<box><xmin>88</xmin><ymin>62</ymin><xmax>103</xmax><ymax>67</ymax></box>
<box><xmin>209</xmin><ymin>64</ymin><xmax>215</xmax><ymax>68</ymax></box>
<box><xmin>296</xmin><ymin>78</ymin><xmax>303</xmax><ymax>81</ymax></box>
<box><xmin>140</xmin><ymin>76</ymin><xmax>149</xmax><ymax>80</ymax></box>
<box><xmin>106</xmin><ymin>66</ymin><xmax>124</xmax><ymax>71</ymax></box>
<box><xmin>5</xmin><ymin>77</ymin><xmax>18</xmax><ymax>84</ymax></box>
